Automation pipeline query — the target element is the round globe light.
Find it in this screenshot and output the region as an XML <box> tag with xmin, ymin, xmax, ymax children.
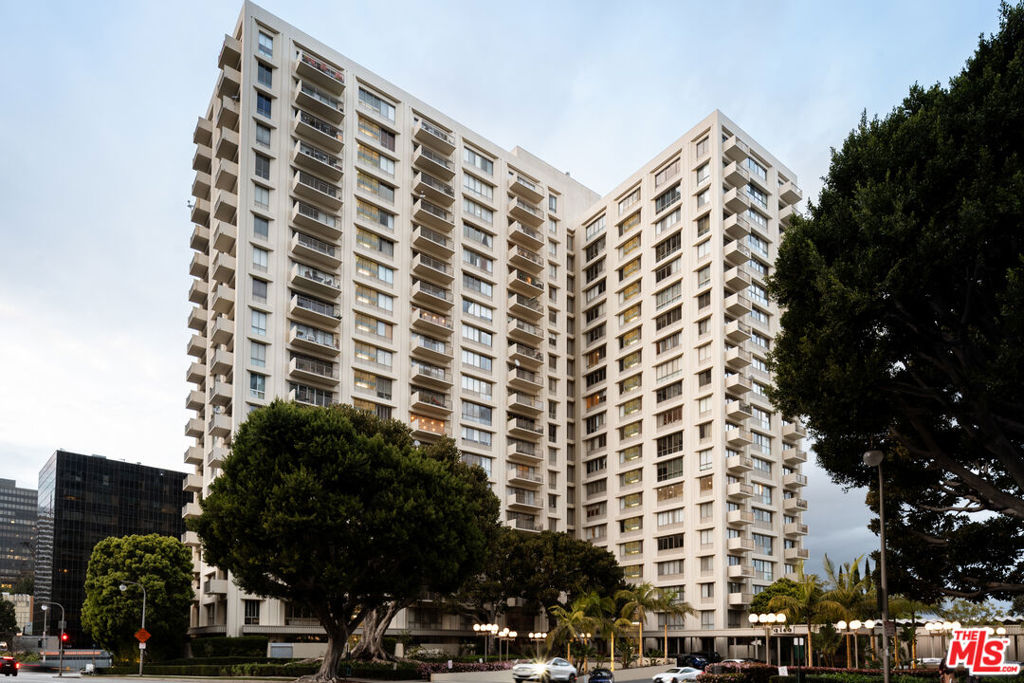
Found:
<box><xmin>837</xmin><ymin>620</ymin><xmax>848</xmax><ymax>630</ymax></box>
<box><xmin>850</xmin><ymin>620</ymin><xmax>862</xmax><ymax>630</ymax></box>
<box><xmin>777</xmin><ymin>614</ymin><xmax>787</xmax><ymax>624</ymax></box>
<box><xmin>749</xmin><ymin>614</ymin><xmax>760</xmax><ymax>624</ymax></box>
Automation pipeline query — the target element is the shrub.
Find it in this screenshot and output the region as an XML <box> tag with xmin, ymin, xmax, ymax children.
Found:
<box><xmin>190</xmin><ymin>635</ymin><xmax>269</xmax><ymax>658</ymax></box>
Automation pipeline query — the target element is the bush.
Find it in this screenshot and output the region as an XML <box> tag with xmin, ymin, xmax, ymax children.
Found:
<box><xmin>415</xmin><ymin>660</ymin><xmax>513</xmax><ymax>678</ymax></box>
<box><xmin>234</xmin><ymin>660</ymin><xmax>419</xmax><ymax>680</ymax></box>
<box><xmin>190</xmin><ymin>635</ymin><xmax>269</xmax><ymax>658</ymax></box>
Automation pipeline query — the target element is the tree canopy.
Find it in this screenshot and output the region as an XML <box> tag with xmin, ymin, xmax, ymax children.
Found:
<box><xmin>190</xmin><ymin>401</ymin><xmax>499</xmax><ymax>681</ymax></box>
<box><xmin>0</xmin><ymin>600</ymin><xmax>17</xmax><ymax>646</ymax></box>
<box><xmin>80</xmin><ymin>534</ymin><xmax>194</xmax><ymax>661</ymax></box>
<box><xmin>749</xmin><ymin>577</ymin><xmax>801</xmax><ymax>615</ymax></box>
<box><xmin>769</xmin><ymin>2</ymin><xmax>1024</xmax><ymax>601</ymax></box>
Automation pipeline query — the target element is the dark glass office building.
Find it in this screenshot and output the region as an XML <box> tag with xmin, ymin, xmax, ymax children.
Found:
<box><xmin>0</xmin><ymin>478</ymin><xmax>36</xmax><ymax>592</ymax></box>
<box><xmin>34</xmin><ymin>450</ymin><xmax>189</xmax><ymax>644</ymax></box>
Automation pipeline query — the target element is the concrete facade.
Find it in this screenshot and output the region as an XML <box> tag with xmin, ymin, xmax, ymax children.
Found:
<box><xmin>185</xmin><ymin>2</ymin><xmax>806</xmax><ymax>652</ymax></box>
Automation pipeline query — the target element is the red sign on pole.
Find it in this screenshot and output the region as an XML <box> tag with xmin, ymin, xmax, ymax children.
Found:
<box><xmin>135</xmin><ymin>629</ymin><xmax>151</xmax><ymax>643</ymax></box>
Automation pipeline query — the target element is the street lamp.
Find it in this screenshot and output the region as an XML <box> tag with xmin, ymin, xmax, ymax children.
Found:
<box><xmin>40</xmin><ymin>602</ymin><xmax>66</xmax><ymax>677</ymax></box>
<box><xmin>473</xmin><ymin>623</ymin><xmax>498</xmax><ymax>660</ymax></box>
<box><xmin>925</xmin><ymin>620</ymin><xmax>960</xmax><ymax>660</ymax></box>
<box><xmin>528</xmin><ymin>632</ymin><xmax>548</xmax><ymax>659</ymax></box>
<box><xmin>748</xmin><ymin>613</ymin><xmax>787</xmax><ymax>666</ymax></box>
<box><xmin>120</xmin><ymin>580</ymin><xmax>148</xmax><ymax>677</ymax></box>
<box><xmin>863</xmin><ymin>450</ymin><xmax>891</xmax><ymax>683</ymax></box>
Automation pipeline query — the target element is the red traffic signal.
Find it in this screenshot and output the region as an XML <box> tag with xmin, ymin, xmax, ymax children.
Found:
<box><xmin>60</xmin><ymin>633</ymin><xmax>69</xmax><ymax>642</ymax></box>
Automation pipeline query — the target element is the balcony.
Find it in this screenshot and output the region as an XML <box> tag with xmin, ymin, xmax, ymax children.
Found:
<box><xmin>784</xmin><ymin>522</ymin><xmax>809</xmax><ymax>537</ymax></box>
<box><xmin>208</xmin><ymin>380</ymin><xmax>231</xmax><ymax>406</ymax></box>
<box><xmin>727</xmin><ymin>510</ymin><xmax>754</xmax><ymax>527</ymax></box>
<box><xmin>507</xmin><ymin>416</ymin><xmax>544</xmax><ymax>440</ymax></box>
<box><xmin>207</xmin><ymin>444</ymin><xmax>229</xmax><ymax>468</ymax></box>
<box><xmin>295</xmin><ymin>110</ymin><xmax>343</xmax><ymax>153</ymax></box>
<box><xmin>183</xmin><ymin>501</ymin><xmax>203</xmax><ymax>520</ymax></box>
<box><xmin>412</xmin><ymin>197</ymin><xmax>455</xmax><ymax>231</ymax></box>
<box><xmin>186</xmin><ymin>333</ymin><xmax>206</xmax><ymax>359</ymax></box>
<box><xmin>509</xmin><ymin>245</ymin><xmax>544</xmax><ymax>273</ymax></box>
<box><xmin>785</xmin><ymin>547</ymin><xmax>810</xmax><ymax>561</ymax></box>
<box><xmin>727</xmin><ymin>482</ymin><xmax>754</xmax><ymax>500</ymax></box>
<box><xmin>184</xmin><ymin>445</ymin><xmax>203</xmax><ymax>465</ymax></box>
<box><xmin>210</xmin><ymin>315</ymin><xmax>233</xmax><ymax>346</ymax></box>
<box><xmin>190</xmin><ymin>226</ymin><xmax>210</xmax><ymax>256</ymax></box>
<box><xmin>217</xmin><ymin>33</ymin><xmax>241</xmax><ymax>68</ymax></box>
<box><xmin>411</xmin><ymin>335</ymin><xmax>452</xmax><ymax>363</ymax></box>
<box><xmin>507</xmin><ymin>490</ymin><xmax>542</xmax><ymax>511</ymax></box>
<box><xmin>783</xmin><ymin>420</ymin><xmax>807</xmax><ymax>441</ymax></box>
<box><xmin>288</xmin><ymin>355</ymin><xmax>339</xmax><ymax>384</ymax></box>
<box><xmin>293</xmin><ymin>170</ymin><xmax>342</xmax><ymax>211</ymax></box>
<box><xmin>412</xmin><ymin>145</ymin><xmax>455</xmax><ymax>180</ymax></box>
<box><xmin>291</xmin><ymin>231</ymin><xmax>340</xmax><ymax>269</ymax></box>
<box><xmin>216</xmin><ymin>64</ymin><xmax>240</xmax><ymax>99</ymax></box>
<box><xmin>726</xmin><ymin>453</ymin><xmax>754</xmax><ymax>474</ymax></box>
<box><xmin>194</xmin><ymin>117</ymin><xmax>213</xmax><ymax>147</ymax></box>
<box><xmin>208</xmin><ymin>412</ymin><xmax>231</xmax><ymax>438</ymax></box>
<box><xmin>213</xmin><ymin>157</ymin><xmax>238</xmax><ymax>191</ymax></box>
<box><xmin>413</xmin><ymin>118</ymin><xmax>456</xmax><ymax>156</ymax></box>
<box><xmin>780</xmin><ymin>204</ymin><xmax>797</xmax><ymax>227</ymax></box>
<box><xmin>724</xmin><ymin>160</ymin><xmax>750</xmax><ymax>188</ymax></box>
<box><xmin>410</xmin><ymin>307</ymin><xmax>453</xmax><ymax>337</ymax></box>
<box><xmin>411</xmin><ymin>363</ymin><xmax>452</xmax><ymax>390</ymax></box>
<box><xmin>193</xmin><ymin>138</ymin><xmax>212</xmax><ymax>173</ymax></box>
<box><xmin>187</xmin><ymin>307</ymin><xmax>207</xmax><ymax>333</ymax></box>
<box><xmin>509</xmin><ymin>270</ymin><xmax>544</xmax><ymax>297</ymax></box>
<box><xmin>724</xmin><ymin>187</ymin><xmax>751</xmax><ymax>215</ymax></box>
<box><xmin>217</xmin><ymin>94</ymin><xmax>239</xmax><ymax>131</ymax></box>
<box><xmin>185</xmin><ymin>417</ymin><xmax>204</xmax><ymax>438</ymax></box>
<box><xmin>728</xmin><ymin>592</ymin><xmax>754</xmax><ymax>607</ymax></box>
<box><xmin>182</xmin><ymin>529</ymin><xmax>201</xmax><ymax>547</ymax></box>
<box><xmin>726</xmin><ymin>427</ymin><xmax>753</xmax><ymax>447</ymax></box>
<box><xmin>188</xmin><ymin>279</ymin><xmax>208</xmax><ymax>306</ymax></box>
<box><xmin>507</xmin><ymin>465</ymin><xmax>543</xmax><ymax>487</ymax></box>
<box><xmin>203</xmin><ymin>578</ymin><xmax>229</xmax><ymax>595</ymax></box>
<box><xmin>289</xmin><ymin>325</ymin><xmax>340</xmax><ymax>356</ymax></box>
<box><xmin>210</xmin><ymin>348</ymin><xmax>233</xmax><ymax>376</ymax></box>
<box><xmin>186</xmin><ymin>362</ymin><xmax>206</xmax><ymax>385</ymax></box>
<box><xmin>290</xmin><ymin>293</ymin><xmax>341</xmax><ymax>327</ymax></box>
<box><xmin>783</xmin><ymin>497</ymin><xmax>809</xmax><ymax>513</ymax></box>
<box><xmin>779</xmin><ymin>449</ymin><xmax>805</xmax><ymax>468</ymax></box>
<box><xmin>724</xmin><ymin>265</ymin><xmax>751</xmax><ymax>293</ymax></box>
<box><xmin>508</xmin><ymin>317</ymin><xmax>543</xmax><ymax>344</ymax></box>
<box><xmin>784</xmin><ymin>472</ymin><xmax>808</xmax><ymax>489</ymax></box>
<box><xmin>724</xmin><ymin>240</ymin><xmax>751</xmax><ymax>267</ymax></box>
<box><xmin>214</xmin><ymin>126</ymin><xmax>239</xmax><ymax>161</ymax></box>
<box><xmin>191</xmin><ymin>197</ymin><xmax>210</xmax><ymax>227</ymax></box>
<box><xmin>290</xmin><ymin>262</ymin><xmax>341</xmax><ymax>298</ymax></box>
<box><xmin>210</xmin><ymin>283</ymin><xmax>234</xmax><ymax>315</ymax></box>
<box><xmin>192</xmin><ymin>169</ymin><xmax>212</xmax><ymax>200</ymax></box>
<box><xmin>508</xmin><ymin>392</ymin><xmax>543</xmax><ymax>416</ymax></box>
<box><xmin>723</xmin><ymin>214</ymin><xmax>753</xmax><ymax>243</ymax></box>
<box><xmin>508</xmin><ymin>173</ymin><xmax>545</xmax><ymax>204</ymax></box>
<box><xmin>292</xmin><ymin>201</ymin><xmax>342</xmax><ymax>241</ymax></box>
<box><xmin>410</xmin><ymin>415</ymin><xmax>447</xmax><ymax>441</ymax></box>
<box><xmin>293</xmin><ymin>140</ymin><xmax>343</xmax><ymax>181</ymax></box>
<box><xmin>725</xmin><ymin>319</ymin><xmax>752</xmax><ymax>343</ymax></box>
<box><xmin>509</xmin><ymin>342</ymin><xmax>544</xmax><ymax>369</ymax></box>
<box><xmin>184</xmin><ymin>472</ymin><xmax>203</xmax><ymax>493</ymax></box>
<box><xmin>413</xmin><ymin>171</ymin><xmax>455</xmax><ymax>206</ymax></box>
<box><xmin>728</xmin><ymin>562</ymin><xmax>754</xmax><ymax>579</ymax></box>
<box><xmin>412</xmin><ymin>253</ymin><xmax>454</xmax><ymax>284</ymax></box>
<box><xmin>296</xmin><ymin>50</ymin><xmax>345</xmax><ymax>93</ymax></box>
<box><xmin>725</xmin><ymin>346</ymin><xmax>752</xmax><ymax>370</ymax></box>
<box><xmin>725</xmin><ymin>293</ymin><xmax>752</xmax><ymax>317</ymax></box>
<box><xmin>509</xmin><ymin>222</ymin><xmax>545</xmax><ymax>250</ymax></box>
<box><xmin>723</xmin><ymin>135</ymin><xmax>749</xmax><ymax>162</ymax></box>
<box><xmin>296</xmin><ymin>80</ymin><xmax>344</xmax><ymax>123</ymax></box>
<box><xmin>508</xmin><ymin>293</ymin><xmax>543</xmax><ymax>320</ymax></box>
<box><xmin>189</xmin><ymin>252</ymin><xmax>209</xmax><ymax>280</ymax></box>
<box><xmin>211</xmin><ymin>252</ymin><xmax>235</xmax><ymax>283</ymax></box>
<box><xmin>509</xmin><ymin>197</ymin><xmax>545</xmax><ymax>227</ymax></box>
<box><xmin>727</xmin><ymin>536</ymin><xmax>754</xmax><ymax>552</ymax></box>
<box><xmin>411</xmin><ymin>224</ymin><xmax>454</xmax><ymax>259</ymax></box>
<box><xmin>212</xmin><ymin>189</ymin><xmax>238</xmax><ymax>223</ymax></box>
<box><xmin>410</xmin><ymin>389</ymin><xmax>452</xmax><ymax>417</ymax></box>
<box><xmin>725</xmin><ymin>373</ymin><xmax>752</xmax><ymax>394</ymax></box>
<box><xmin>411</xmin><ymin>280</ymin><xmax>454</xmax><ymax>310</ymax></box>
<box><xmin>780</xmin><ymin>180</ymin><xmax>803</xmax><ymax>205</ymax></box>
<box><xmin>508</xmin><ymin>516</ymin><xmax>539</xmax><ymax>532</ymax></box>
<box><xmin>506</xmin><ymin>441</ymin><xmax>542</xmax><ymax>464</ymax></box>
<box><xmin>212</xmin><ymin>220</ymin><xmax>236</xmax><ymax>254</ymax></box>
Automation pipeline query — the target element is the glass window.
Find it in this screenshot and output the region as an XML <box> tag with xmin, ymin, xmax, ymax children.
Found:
<box><xmin>249</xmin><ymin>372</ymin><xmax>266</xmax><ymax>400</ymax></box>
<box><xmin>255</xmin><ymin>153</ymin><xmax>270</xmax><ymax>180</ymax></box>
<box><xmin>253</xmin><ymin>184</ymin><xmax>269</xmax><ymax>209</ymax></box>
<box><xmin>250</xmin><ymin>341</ymin><xmax>267</xmax><ymax>367</ymax></box>
<box><xmin>257</xmin><ymin>62</ymin><xmax>272</xmax><ymax>87</ymax></box>
<box><xmin>464</xmin><ymin>174</ymin><xmax>494</xmax><ymax>200</ymax></box>
<box><xmin>257</xmin><ymin>32</ymin><xmax>273</xmax><ymax>56</ymax></box>
<box><xmin>256</xmin><ymin>92</ymin><xmax>272</xmax><ymax>118</ymax></box>
<box><xmin>250</xmin><ymin>309</ymin><xmax>267</xmax><ymax>336</ymax></box>
<box><xmin>463</xmin><ymin>223</ymin><xmax>493</xmax><ymax>248</ymax></box>
<box><xmin>253</xmin><ymin>215</ymin><xmax>269</xmax><ymax>239</ymax></box>
<box><xmin>255</xmin><ymin>122</ymin><xmax>271</xmax><ymax>147</ymax></box>
<box><xmin>358</xmin><ymin>87</ymin><xmax>396</xmax><ymax>121</ymax></box>
<box><xmin>464</xmin><ymin>147</ymin><xmax>494</xmax><ymax>175</ymax></box>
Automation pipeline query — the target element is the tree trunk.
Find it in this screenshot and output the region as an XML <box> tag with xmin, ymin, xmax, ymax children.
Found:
<box><xmin>298</xmin><ymin>622</ymin><xmax>349</xmax><ymax>683</ymax></box>
<box><xmin>350</xmin><ymin>602</ymin><xmax>404</xmax><ymax>661</ymax></box>
<box><xmin>806</xmin><ymin>622</ymin><xmax>813</xmax><ymax>667</ymax></box>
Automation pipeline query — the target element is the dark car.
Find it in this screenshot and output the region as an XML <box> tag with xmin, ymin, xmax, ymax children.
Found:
<box><xmin>676</xmin><ymin>652</ymin><xmax>722</xmax><ymax>670</ymax></box>
<box><xmin>0</xmin><ymin>657</ymin><xmax>18</xmax><ymax>677</ymax></box>
<box><xmin>589</xmin><ymin>668</ymin><xmax>614</xmax><ymax>683</ymax></box>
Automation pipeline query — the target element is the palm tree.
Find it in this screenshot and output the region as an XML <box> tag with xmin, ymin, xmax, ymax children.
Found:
<box><xmin>888</xmin><ymin>595</ymin><xmax>936</xmax><ymax>668</ymax></box>
<box><xmin>822</xmin><ymin>554</ymin><xmax>874</xmax><ymax>667</ymax></box>
<box><xmin>616</xmin><ymin>582</ymin><xmax>662</xmax><ymax>666</ymax></box>
<box><xmin>549</xmin><ymin>596</ymin><xmax>598</xmax><ymax>670</ymax></box>
<box><xmin>767</xmin><ymin>566</ymin><xmax>845</xmax><ymax>667</ymax></box>
<box><xmin>653</xmin><ymin>587</ymin><xmax>695</xmax><ymax>661</ymax></box>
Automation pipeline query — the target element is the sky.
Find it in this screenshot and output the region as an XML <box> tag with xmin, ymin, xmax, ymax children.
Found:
<box><xmin>0</xmin><ymin>0</ymin><xmax>1005</xmax><ymax>577</ymax></box>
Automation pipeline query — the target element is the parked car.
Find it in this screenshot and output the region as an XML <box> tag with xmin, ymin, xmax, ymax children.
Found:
<box><xmin>676</xmin><ymin>652</ymin><xmax>722</xmax><ymax>669</ymax></box>
<box><xmin>589</xmin><ymin>667</ymin><xmax>614</xmax><ymax>683</ymax></box>
<box><xmin>0</xmin><ymin>657</ymin><xmax>18</xmax><ymax>677</ymax></box>
<box><xmin>652</xmin><ymin>666</ymin><xmax>702</xmax><ymax>683</ymax></box>
<box><xmin>513</xmin><ymin>657</ymin><xmax>578</xmax><ymax>683</ymax></box>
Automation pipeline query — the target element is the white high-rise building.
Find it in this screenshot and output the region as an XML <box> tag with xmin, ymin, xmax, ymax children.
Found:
<box><xmin>185</xmin><ymin>2</ymin><xmax>808</xmax><ymax>655</ymax></box>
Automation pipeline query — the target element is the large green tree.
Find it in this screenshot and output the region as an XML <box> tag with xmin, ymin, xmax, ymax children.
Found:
<box><xmin>0</xmin><ymin>600</ymin><xmax>17</xmax><ymax>649</ymax></box>
<box><xmin>191</xmin><ymin>401</ymin><xmax>499</xmax><ymax>681</ymax></box>
<box><xmin>769</xmin><ymin>2</ymin><xmax>1024</xmax><ymax>601</ymax></box>
<box><xmin>80</xmin><ymin>534</ymin><xmax>193</xmax><ymax>661</ymax></box>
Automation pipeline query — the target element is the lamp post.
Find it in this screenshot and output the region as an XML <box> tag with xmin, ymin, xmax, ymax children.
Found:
<box><xmin>120</xmin><ymin>581</ymin><xmax>147</xmax><ymax>676</ymax></box>
<box><xmin>474</xmin><ymin>623</ymin><xmax>499</xmax><ymax>661</ymax></box>
<box><xmin>40</xmin><ymin>602</ymin><xmax>66</xmax><ymax>677</ymax></box>
<box><xmin>633</xmin><ymin>621</ymin><xmax>642</xmax><ymax>667</ymax></box>
<box><xmin>863</xmin><ymin>450</ymin><xmax>891</xmax><ymax>683</ymax></box>
<box><xmin>528</xmin><ymin>632</ymin><xmax>548</xmax><ymax>659</ymax></box>
<box><xmin>924</xmin><ymin>620</ymin><xmax>960</xmax><ymax>660</ymax></box>
<box><xmin>749</xmin><ymin>613</ymin><xmax>787</xmax><ymax>666</ymax></box>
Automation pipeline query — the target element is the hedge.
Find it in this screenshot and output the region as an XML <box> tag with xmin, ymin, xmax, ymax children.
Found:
<box><xmin>190</xmin><ymin>635</ymin><xmax>270</xmax><ymax>658</ymax></box>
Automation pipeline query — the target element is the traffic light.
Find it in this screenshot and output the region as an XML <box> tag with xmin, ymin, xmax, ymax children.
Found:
<box><xmin>61</xmin><ymin>633</ymin><xmax>68</xmax><ymax>643</ymax></box>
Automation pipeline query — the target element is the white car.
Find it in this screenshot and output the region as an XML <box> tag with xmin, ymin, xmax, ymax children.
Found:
<box><xmin>652</xmin><ymin>667</ymin><xmax>702</xmax><ymax>683</ymax></box>
<box><xmin>513</xmin><ymin>657</ymin><xmax>578</xmax><ymax>683</ymax></box>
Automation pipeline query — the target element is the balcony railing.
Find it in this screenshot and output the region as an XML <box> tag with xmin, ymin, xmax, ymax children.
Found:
<box><xmin>417</xmin><ymin>198</ymin><xmax>453</xmax><ymax>222</ymax></box>
<box><xmin>295</xmin><ymin>231</ymin><xmax>336</xmax><ymax>258</ymax></box>
<box><xmin>297</xmin><ymin>141</ymin><xmax>341</xmax><ymax>170</ymax></box>
<box><xmin>417</xmin><ymin>172</ymin><xmax>454</xmax><ymax>198</ymax></box>
<box><xmin>414</xmin><ymin>225</ymin><xmax>451</xmax><ymax>249</ymax></box>
<box><xmin>416</xmin><ymin>145</ymin><xmax>453</xmax><ymax>170</ymax></box>
<box><xmin>412</xmin><ymin>307</ymin><xmax>453</xmax><ymax>330</ymax></box>
<box><xmin>293</xmin><ymin>326</ymin><xmax>339</xmax><ymax>349</ymax></box>
<box><xmin>509</xmin><ymin>343</ymin><xmax>543</xmax><ymax>362</ymax></box>
<box><xmin>417</xmin><ymin>253</ymin><xmax>451</xmax><ymax>275</ymax></box>
<box><xmin>413</xmin><ymin>335</ymin><xmax>451</xmax><ymax>355</ymax></box>
<box><xmin>295</xmin><ymin>201</ymin><xmax>338</xmax><ymax>228</ymax></box>
<box><xmin>414</xmin><ymin>280</ymin><xmax>453</xmax><ymax>302</ymax></box>
<box><xmin>413</xmin><ymin>363</ymin><xmax>451</xmax><ymax>383</ymax></box>
<box><xmin>299</xmin><ymin>81</ymin><xmax>342</xmax><ymax>110</ymax></box>
<box><xmin>509</xmin><ymin>294</ymin><xmax>542</xmax><ymax>312</ymax></box>
<box><xmin>511</xmin><ymin>246</ymin><xmax>543</xmax><ymax>266</ymax></box>
<box><xmin>298</xmin><ymin>111</ymin><xmax>342</xmax><ymax>141</ymax></box>
<box><xmin>511</xmin><ymin>198</ymin><xmax>543</xmax><ymax>219</ymax></box>
<box><xmin>293</xmin><ymin>355</ymin><xmax>338</xmax><ymax>379</ymax></box>
<box><xmin>299</xmin><ymin>51</ymin><xmax>344</xmax><ymax>85</ymax></box>
<box><xmin>507</xmin><ymin>465</ymin><xmax>542</xmax><ymax>482</ymax></box>
<box><xmin>295</xmin><ymin>264</ymin><xmax>341</xmax><ymax>290</ymax></box>
<box><xmin>417</xmin><ymin>119</ymin><xmax>454</xmax><ymax>145</ymax></box>
<box><xmin>510</xmin><ymin>318</ymin><xmax>540</xmax><ymax>336</ymax></box>
<box><xmin>295</xmin><ymin>294</ymin><xmax>337</xmax><ymax>318</ymax></box>
<box><xmin>413</xmin><ymin>389</ymin><xmax>450</xmax><ymax>409</ymax></box>
<box><xmin>296</xmin><ymin>170</ymin><xmax>339</xmax><ymax>199</ymax></box>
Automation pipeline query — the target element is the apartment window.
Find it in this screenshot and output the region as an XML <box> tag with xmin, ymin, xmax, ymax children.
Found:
<box><xmin>658</xmin><ymin>508</ymin><xmax>684</xmax><ymax>527</ymax></box>
<box><xmin>657</xmin><ymin>456</ymin><xmax>684</xmax><ymax>482</ymax></box>
<box><xmin>620</xmin><ymin>397</ymin><xmax>642</xmax><ymax>417</ymax></box>
<box><xmin>253</xmin><ymin>215</ymin><xmax>269</xmax><ymax>240</ymax></box>
<box><xmin>654</xmin><ymin>185</ymin><xmax>681</xmax><ymax>213</ymax></box>
<box><xmin>701</xmin><ymin>612</ymin><xmax>715</xmax><ymax>630</ymax></box>
<box><xmin>461</xmin><ymin>323</ymin><xmax>492</xmax><ymax>347</ymax></box>
<box><xmin>256</xmin><ymin>31</ymin><xmax>273</xmax><ymax>56</ymax></box>
<box><xmin>252</xmin><ymin>246</ymin><xmax>268</xmax><ymax>272</ymax></box>
<box><xmin>255</xmin><ymin>122</ymin><xmax>271</xmax><ymax>147</ymax></box>
<box><xmin>463</xmin><ymin>298</ymin><xmax>493</xmax><ymax>322</ymax></box>
<box><xmin>358</xmin><ymin>117</ymin><xmax>396</xmax><ymax>151</ymax></box>
<box><xmin>244</xmin><ymin>599</ymin><xmax>262</xmax><ymax>625</ymax></box>
<box><xmin>256</xmin><ymin>92</ymin><xmax>272</xmax><ymax>118</ymax></box>
<box><xmin>699</xmin><ymin>449</ymin><xmax>714</xmax><ymax>472</ymax></box>
<box><xmin>549</xmin><ymin>194</ymin><xmax>558</xmax><ymax>212</ymax></box>
<box><xmin>253</xmin><ymin>153</ymin><xmax>271</xmax><ymax>180</ymax></box>
<box><xmin>357</xmin><ymin>172</ymin><xmax>396</xmax><ymax>203</ymax></box>
<box><xmin>698</xmin><ymin>292</ymin><xmax>711</xmax><ymax>310</ymax></box>
<box><xmin>585</xmin><ymin>215</ymin><xmax>606</xmax><ymax>242</ymax></box>
<box><xmin>657</xmin><ymin>405</ymin><xmax>683</xmax><ymax>428</ymax></box>
<box><xmin>358</xmin><ymin>87</ymin><xmax>396</xmax><ymax>121</ymax></box>
<box><xmin>696</xmin><ymin>238</ymin><xmax>712</xmax><ymax>260</ymax></box>
<box><xmin>695</xmin><ymin>136</ymin><xmax>709</xmax><ymax>157</ymax></box>
<box><xmin>584</xmin><ymin>524</ymin><xmax>607</xmax><ymax>540</ymax></box>
<box><xmin>463</xmin><ymin>223</ymin><xmax>493</xmax><ymax>249</ymax></box>
<box><xmin>586</xmin><ymin>456</ymin><xmax>607</xmax><ymax>475</ymax></box>
<box><xmin>353</xmin><ymin>370</ymin><xmax>392</xmax><ymax>399</ymax></box>
<box><xmin>356</xmin><ymin>199</ymin><xmax>395</xmax><ymax>230</ymax></box>
<box><xmin>696</xmin><ymin>188</ymin><xmax>710</xmax><ymax>207</ymax></box>
<box><xmin>619</xmin><ymin>446</ymin><xmax>641</xmax><ymax>464</ymax></box>
<box><xmin>748</xmin><ymin>233</ymin><xmax>770</xmax><ymax>258</ymax></box>
<box><xmin>355</xmin><ymin>229</ymin><xmax>394</xmax><ymax>257</ymax></box>
<box><xmin>656</xmin><ymin>331</ymin><xmax>681</xmax><ymax>354</ymax></box>
<box><xmin>585</xmin><ymin>479</ymin><xmax>607</xmax><ymax>497</ymax></box>
<box><xmin>619</xmin><ymin>304</ymin><xmax>641</xmax><ymax>326</ymax></box>
<box><xmin>697</xmin><ymin>265</ymin><xmax>711</xmax><ymax>288</ymax></box>
<box><xmin>464</xmin><ymin>197</ymin><xmax>493</xmax><ymax>225</ymax></box>
<box><xmin>655</xmin><ymin>232</ymin><xmax>681</xmax><ymax>261</ymax></box>
<box><xmin>257</xmin><ymin>62</ymin><xmax>272</xmax><ymax>87</ymax></box>
<box><xmin>655</xmin><ymin>306</ymin><xmax>682</xmax><ymax>330</ymax></box>
<box><xmin>250</xmin><ymin>309</ymin><xmax>267</xmax><ymax>336</ymax></box>
<box><xmin>619</xmin><ymin>350</ymin><xmax>641</xmax><ymax>371</ymax></box>
<box><xmin>656</xmin><ymin>431</ymin><xmax>684</xmax><ymax>457</ymax></box>
<box><xmin>699</xmin><ymin>475</ymin><xmax>713</xmax><ymax>493</ymax></box>
<box><xmin>655</xmin><ymin>356</ymin><xmax>682</xmax><ymax>382</ymax></box>
<box><xmin>747</xmin><ymin>157</ymin><xmax>768</xmax><ymax>180</ymax></box>
<box><xmin>620</xmin><ymin>518</ymin><xmax>642</xmax><ymax>534</ymax></box>
<box><xmin>354</xmin><ymin>341</ymin><xmax>392</xmax><ymax>367</ymax></box>
<box><xmin>356</xmin><ymin>144</ymin><xmax>396</xmax><ymax>176</ymax></box>
<box><xmin>461</xmin><ymin>374</ymin><xmax>493</xmax><ymax>398</ymax></box>
<box><xmin>251</xmin><ymin>277</ymin><xmax>267</xmax><ymax>303</ymax></box>
<box><xmin>250</xmin><ymin>341</ymin><xmax>267</xmax><ymax>368</ymax></box>
<box><xmin>618</xmin><ymin>188</ymin><xmax>640</xmax><ymax>215</ymax></box>
<box><xmin>656</xmin><ymin>381</ymin><xmax>683</xmax><ymax>403</ymax></box>
<box><xmin>753</xmin><ymin>533</ymin><xmax>774</xmax><ymax>555</ymax></box>
<box><xmin>463</xmin><ymin>249</ymin><xmax>493</xmax><ymax>273</ymax></box>
<box><xmin>654</xmin><ymin>159</ymin><xmax>680</xmax><ymax>188</ymax></box>
<box><xmin>619</xmin><ymin>373</ymin><xmax>642</xmax><ymax>393</ymax></box>
<box><xmin>463</xmin><ymin>273</ymin><xmax>492</xmax><ymax>297</ymax></box>
<box><xmin>619</xmin><ymin>420</ymin><xmax>641</xmax><ymax>440</ymax></box>
<box><xmin>748</xmin><ymin>208</ymin><xmax>769</xmax><ymax>230</ymax></box>
<box><xmin>462</xmin><ymin>401</ymin><xmax>493</xmax><ymax>426</ymax></box>
<box><xmin>658</xmin><ymin>560</ymin><xmax>684</xmax><ymax>577</ymax></box>
<box><xmin>618</xmin><ymin>258</ymin><xmax>640</xmax><ymax>281</ymax></box>
<box><xmin>655</xmin><ymin>208</ymin><xmax>681</xmax><ymax>236</ymax></box>
<box><xmin>356</xmin><ymin>313</ymin><xmax>394</xmax><ymax>340</ymax></box>
<box><xmin>355</xmin><ymin>256</ymin><xmax>394</xmax><ymax>285</ymax></box>
<box><xmin>461</xmin><ymin>349</ymin><xmax>492</xmax><ymax>372</ymax></box>
<box><xmin>657</xmin><ymin>532</ymin><xmax>685</xmax><ymax>551</ymax></box>
<box><xmin>697</xmin><ymin>316</ymin><xmax>711</xmax><ymax>336</ymax></box>
<box><xmin>695</xmin><ymin>162</ymin><xmax>710</xmax><ymax>186</ymax></box>
<box><xmin>656</xmin><ymin>282</ymin><xmax>682</xmax><ymax>309</ymax></box>
<box><xmin>253</xmin><ymin>184</ymin><xmax>269</xmax><ymax>209</ymax></box>
<box><xmin>753</xmin><ymin>559</ymin><xmax>774</xmax><ymax>581</ymax></box>
<box><xmin>586</xmin><ymin>502</ymin><xmax>607</xmax><ymax>519</ymax></box>
<box><xmin>464</xmin><ymin>174</ymin><xmax>494</xmax><ymax>200</ymax></box>
<box><xmin>464</xmin><ymin>147</ymin><xmax>494</xmax><ymax>175</ymax></box>
<box><xmin>746</xmin><ymin>183</ymin><xmax>768</xmax><ymax>209</ymax></box>
<box><xmin>620</xmin><ymin>469</ymin><xmax>642</xmax><ymax>486</ymax></box>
